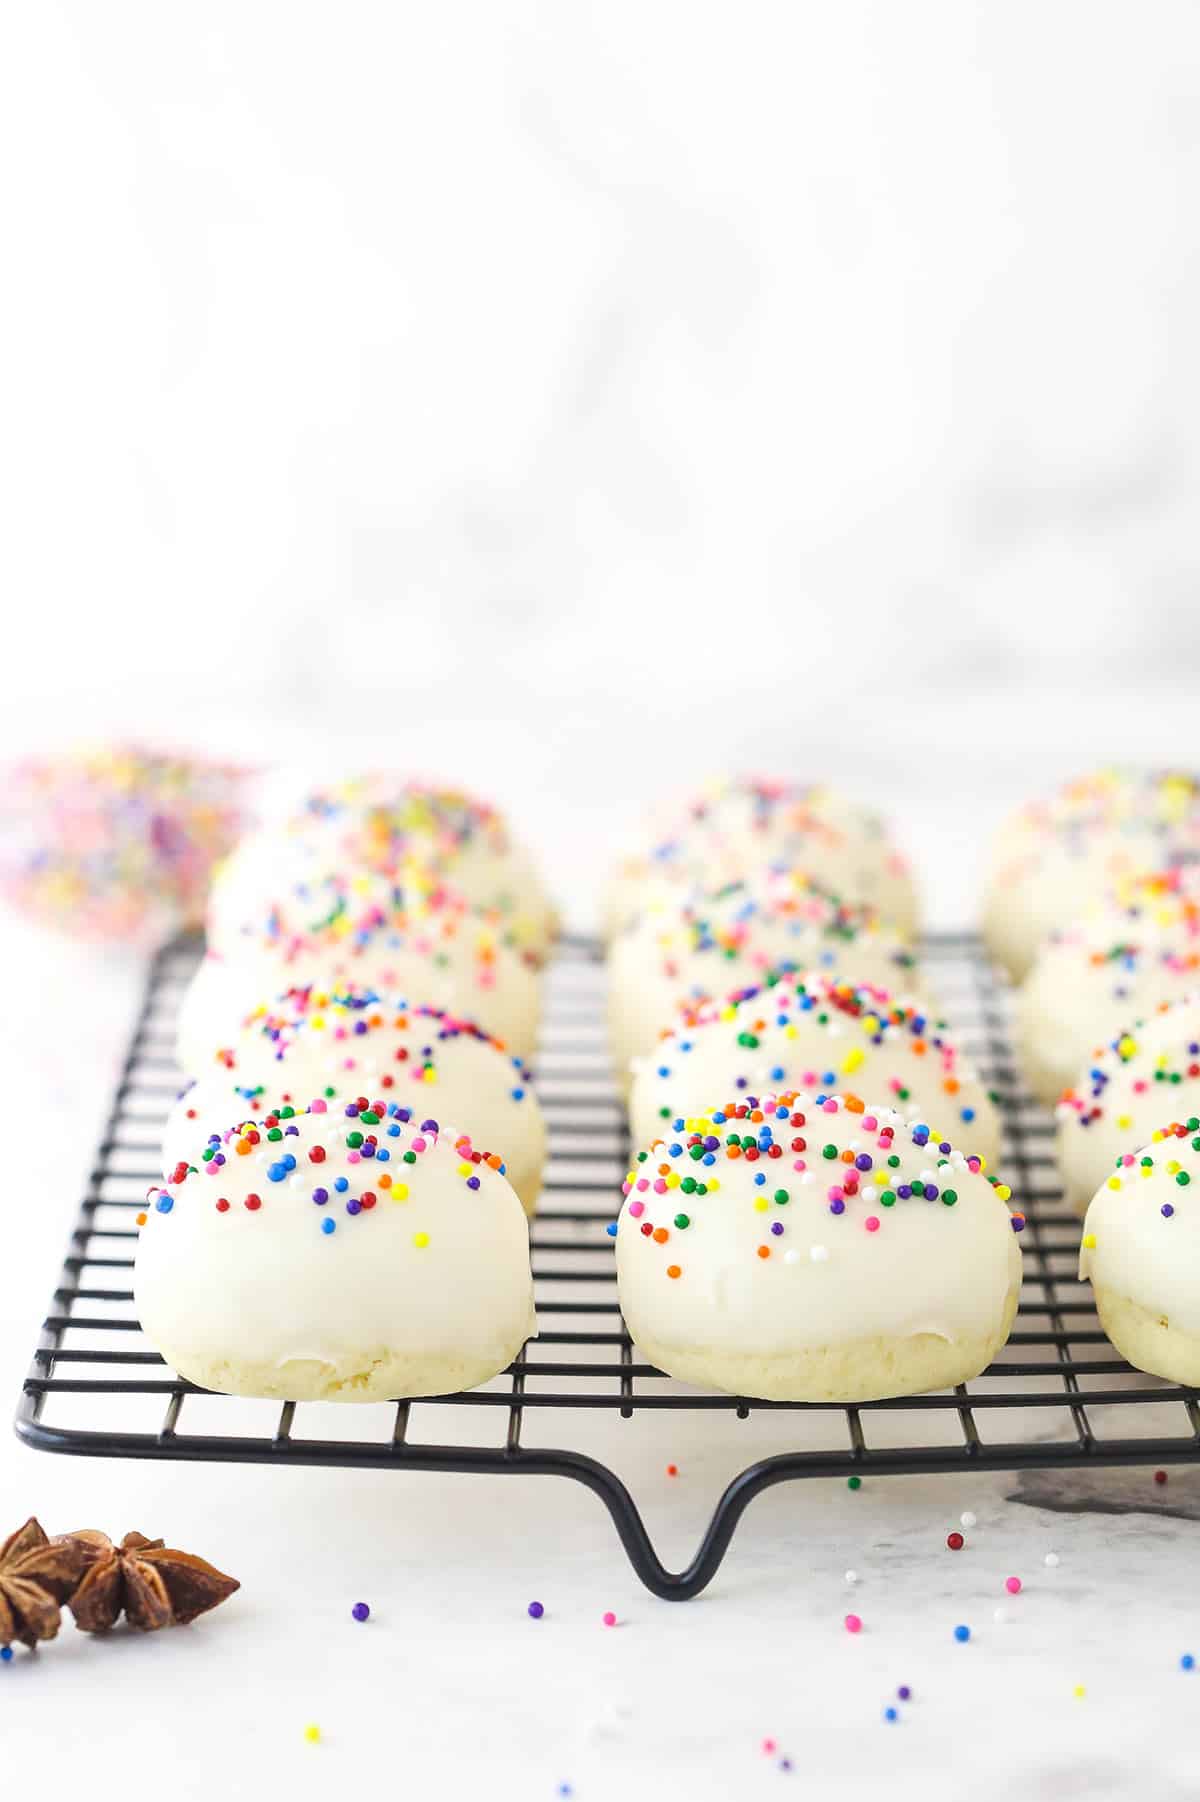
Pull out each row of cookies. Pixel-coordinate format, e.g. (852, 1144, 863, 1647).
(138, 777, 559, 1399)
(601, 778, 1024, 1401)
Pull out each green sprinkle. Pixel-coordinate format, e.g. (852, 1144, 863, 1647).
(942, 1188, 958, 1206)
(774, 1188, 789, 1204)
(880, 1190, 897, 1207)
(674, 1213, 690, 1230)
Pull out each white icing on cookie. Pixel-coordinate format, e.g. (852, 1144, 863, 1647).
(1056, 993, 1200, 1213)
(615, 1090, 1021, 1402)
(211, 776, 556, 961)
(603, 776, 917, 941)
(165, 989, 546, 1213)
(179, 883, 543, 1072)
(983, 770, 1200, 980)
(607, 872, 920, 1095)
(136, 1100, 535, 1401)
(1015, 873, 1200, 1105)
(629, 970, 1000, 1170)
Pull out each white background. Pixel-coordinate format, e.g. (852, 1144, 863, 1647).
(3, 4, 1200, 1796)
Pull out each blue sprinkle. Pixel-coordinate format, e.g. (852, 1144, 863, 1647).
(376, 1148, 390, 1162)
(335, 1177, 349, 1193)
(388, 1124, 401, 1137)
(754, 1172, 766, 1186)
(1182, 1653, 1195, 1671)
(961, 1107, 975, 1122)
(267, 1163, 288, 1183)
(605, 1222, 618, 1237)
(321, 1218, 336, 1235)
(953, 1624, 970, 1643)
(155, 1194, 174, 1214)
(0, 1647, 13, 1663)
(883, 1706, 899, 1722)
(512, 1088, 525, 1100)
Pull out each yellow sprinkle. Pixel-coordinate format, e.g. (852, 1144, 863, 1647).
(413, 1231, 429, 1248)
(458, 1162, 472, 1177)
(304, 1725, 321, 1743)
(1118, 1036, 1137, 1059)
(311, 1015, 325, 1031)
(994, 1184, 1010, 1202)
(841, 1048, 865, 1075)
(1108, 1177, 1122, 1190)
(754, 1197, 769, 1212)
(666, 1172, 680, 1189)
(708, 1179, 720, 1192)
(1153, 1130, 1166, 1142)
(1073, 1685, 1086, 1700)
(1116, 1114, 1132, 1130)
(1168, 1160, 1182, 1174)
(1082, 1233, 1097, 1250)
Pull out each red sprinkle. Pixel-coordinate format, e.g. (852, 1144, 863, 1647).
(947, 1532, 965, 1551)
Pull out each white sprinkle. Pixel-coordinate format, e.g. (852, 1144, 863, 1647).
(861, 1185, 878, 1203)
(1044, 1552, 1060, 1568)
(810, 1245, 829, 1263)
(784, 1248, 801, 1266)
(993, 1606, 1008, 1624)
(960, 1511, 977, 1529)
(845, 1569, 859, 1585)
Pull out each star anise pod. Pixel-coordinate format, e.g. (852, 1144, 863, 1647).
(0, 1518, 85, 1649)
(60, 1530, 239, 1633)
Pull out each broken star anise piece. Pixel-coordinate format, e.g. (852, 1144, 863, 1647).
(61, 1530, 240, 1633)
(0, 1518, 85, 1649)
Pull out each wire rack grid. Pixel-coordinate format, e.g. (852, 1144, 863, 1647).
(15, 930, 1200, 1599)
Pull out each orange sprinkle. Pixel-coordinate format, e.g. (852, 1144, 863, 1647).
(757, 1245, 770, 1259)
(844, 1095, 865, 1114)
(135, 1212, 148, 1227)
(666, 1265, 681, 1279)
(235, 1139, 253, 1156)
(653, 1227, 669, 1244)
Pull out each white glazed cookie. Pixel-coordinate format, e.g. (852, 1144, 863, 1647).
(210, 776, 556, 962)
(603, 776, 918, 941)
(178, 883, 543, 1073)
(1056, 995, 1200, 1215)
(165, 990, 546, 1214)
(607, 873, 920, 1096)
(615, 1089, 1023, 1402)
(136, 1099, 536, 1401)
(1015, 873, 1200, 1106)
(629, 971, 1001, 1171)
(983, 770, 1200, 981)
(1079, 1119, 1200, 1385)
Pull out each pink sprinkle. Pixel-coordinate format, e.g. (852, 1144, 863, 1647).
(628, 1200, 645, 1218)
(602, 1611, 617, 1627)
(864, 1216, 880, 1233)
(653, 1179, 667, 1194)
(844, 1613, 862, 1634)
(823, 1100, 839, 1114)
(761, 1739, 777, 1756)
(1005, 1576, 1022, 1595)
(412, 1136, 427, 1152)
(636, 1178, 649, 1191)
(862, 1115, 877, 1130)
(310, 1099, 327, 1113)
(793, 1158, 807, 1172)
(347, 1150, 361, 1164)
(828, 1187, 844, 1203)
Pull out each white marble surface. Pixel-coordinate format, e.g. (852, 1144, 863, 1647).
(5, 1, 1200, 1792)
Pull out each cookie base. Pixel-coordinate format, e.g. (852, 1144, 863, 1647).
(627, 1286, 1020, 1403)
(1092, 1283, 1200, 1386)
(157, 1339, 528, 1403)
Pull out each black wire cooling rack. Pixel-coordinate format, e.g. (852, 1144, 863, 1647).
(16, 931, 1200, 1598)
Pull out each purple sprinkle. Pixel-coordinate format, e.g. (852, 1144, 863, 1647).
(830, 1198, 845, 1215)
(770, 1221, 784, 1235)
(1163, 1203, 1176, 1217)
(346, 1198, 362, 1215)
(351, 1601, 370, 1622)
(527, 1600, 544, 1619)
(312, 1187, 329, 1205)
(467, 1175, 481, 1190)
